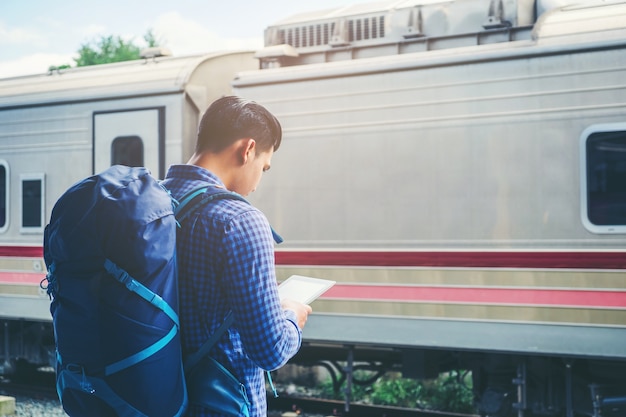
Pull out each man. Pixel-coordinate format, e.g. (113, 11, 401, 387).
(161, 96, 312, 417)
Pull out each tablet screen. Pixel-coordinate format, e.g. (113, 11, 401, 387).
(278, 275, 336, 305)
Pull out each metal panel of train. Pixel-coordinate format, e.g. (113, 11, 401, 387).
(1, 0, 625, 416)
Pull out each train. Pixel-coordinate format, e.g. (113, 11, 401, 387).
(1, 0, 625, 416)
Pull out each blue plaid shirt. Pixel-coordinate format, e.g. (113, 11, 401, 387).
(162, 165, 302, 417)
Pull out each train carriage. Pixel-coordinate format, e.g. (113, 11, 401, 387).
(232, 0, 626, 415)
(0, 49, 257, 368)
(1, 0, 626, 416)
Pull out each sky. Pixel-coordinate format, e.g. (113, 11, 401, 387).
(0, 0, 375, 79)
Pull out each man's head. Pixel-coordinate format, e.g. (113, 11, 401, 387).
(196, 96, 282, 154)
(191, 96, 282, 196)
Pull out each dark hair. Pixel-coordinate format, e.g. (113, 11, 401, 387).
(195, 96, 282, 153)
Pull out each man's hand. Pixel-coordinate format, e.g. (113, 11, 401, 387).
(281, 299, 313, 329)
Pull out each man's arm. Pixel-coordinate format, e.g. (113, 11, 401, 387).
(222, 209, 308, 370)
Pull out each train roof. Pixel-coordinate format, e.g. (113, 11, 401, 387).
(0, 50, 255, 109)
(234, 0, 626, 87)
(255, 0, 626, 68)
(271, 0, 535, 27)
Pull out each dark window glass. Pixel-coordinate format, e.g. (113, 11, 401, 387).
(22, 179, 42, 228)
(0, 165, 6, 228)
(112, 136, 144, 167)
(586, 130, 626, 226)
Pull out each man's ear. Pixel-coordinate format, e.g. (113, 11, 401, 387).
(240, 138, 256, 164)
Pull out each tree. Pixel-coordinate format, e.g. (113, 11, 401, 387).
(51, 29, 162, 70)
(74, 35, 141, 66)
(143, 29, 160, 48)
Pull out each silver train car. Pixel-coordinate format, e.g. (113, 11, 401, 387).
(0, 49, 258, 372)
(1, 0, 626, 416)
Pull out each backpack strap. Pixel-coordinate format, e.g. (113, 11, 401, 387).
(56, 366, 151, 417)
(184, 311, 234, 372)
(102, 259, 181, 376)
(104, 259, 179, 326)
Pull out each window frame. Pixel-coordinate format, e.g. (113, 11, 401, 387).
(0, 160, 8, 234)
(579, 122, 626, 234)
(20, 172, 45, 234)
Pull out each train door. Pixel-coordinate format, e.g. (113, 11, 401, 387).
(93, 107, 165, 178)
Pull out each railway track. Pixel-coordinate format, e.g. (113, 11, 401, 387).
(268, 395, 479, 417)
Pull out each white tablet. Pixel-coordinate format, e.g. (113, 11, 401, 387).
(278, 275, 336, 305)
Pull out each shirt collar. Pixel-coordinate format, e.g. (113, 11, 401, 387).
(165, 164, 225, 187)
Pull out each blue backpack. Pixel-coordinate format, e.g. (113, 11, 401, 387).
(42, 165, 257, 417)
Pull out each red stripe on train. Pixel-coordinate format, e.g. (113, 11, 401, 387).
(2, 246, 626, 269)
(1, 271, 623, 309)
(275, 251, 626, 269)
(323, 285, 626, 308)
(0, 272, 46, 284)
(0, 246, 43, 257)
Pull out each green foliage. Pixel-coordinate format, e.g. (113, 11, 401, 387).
(47, 64, 72, 73)
(317, 374, 372, 402)
(74, 35, 142, 66)
(417, 372, 476, 413)
(317, 369, 476, 414)
(143, 29, 160, 48)
(370, 377, 422, 408)
(50, 29, 161, 70)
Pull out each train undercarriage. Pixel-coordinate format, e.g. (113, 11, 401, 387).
(291, 342, 626, 417)
(0, 319, 55, 378)
(2, 318, 626, 417)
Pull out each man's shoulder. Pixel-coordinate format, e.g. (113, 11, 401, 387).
(204, 197, 265, 224)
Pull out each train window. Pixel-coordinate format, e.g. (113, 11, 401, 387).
(0, 161, 8, 233)
(580, 124, 626, 233)
(111, 136, 144, 167)
(20, 173, 45, 234)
